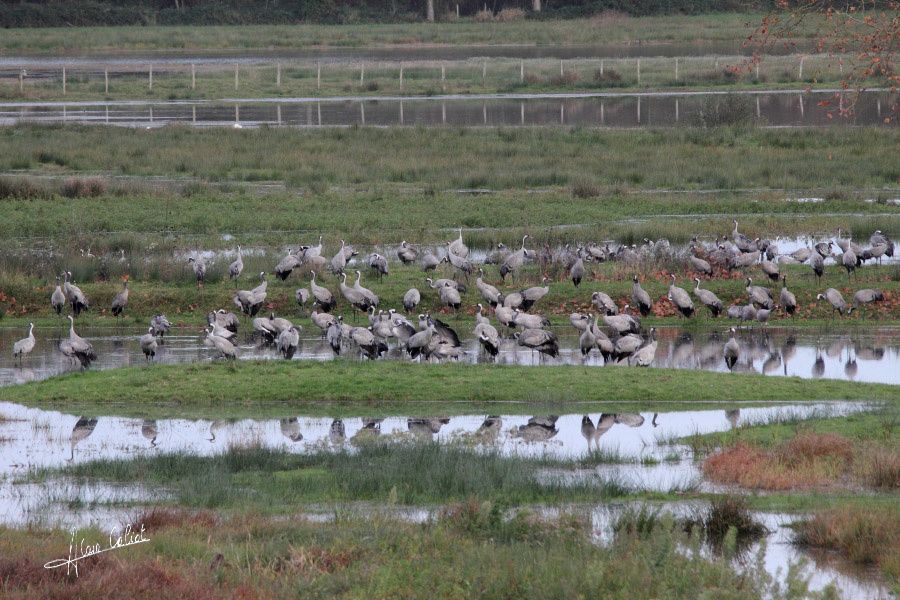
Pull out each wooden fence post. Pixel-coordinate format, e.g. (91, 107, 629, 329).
(191, 63, 196, 89)
(360, 63, 364, 86)
(636, 59, 641, 85)
(276, 63, 281, 88)
(317, 62, 321, 90)
(62, 67, 66, 95)
(104, 68, 109, 94)
(149, 65, 153, 91)
(234, 64, 239, 90)
(399, 64, 404, 90)
(520, 60, 524, 82)
(19, 69, 24, 93)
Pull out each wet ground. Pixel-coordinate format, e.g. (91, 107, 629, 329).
(1, 325, 897, 385)
(0, 400, 889, 597)
(1, 90, 896, 128)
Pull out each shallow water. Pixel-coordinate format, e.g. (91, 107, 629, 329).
(0, 325, 896, 385)
(0, 90, 895, 128)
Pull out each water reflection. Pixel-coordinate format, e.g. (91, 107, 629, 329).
(1, 91, 895, 129)
(0, 325, 897, 385)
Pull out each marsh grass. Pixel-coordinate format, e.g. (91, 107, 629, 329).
(40, 442, 629, 508)
(681, 496, 767, 553)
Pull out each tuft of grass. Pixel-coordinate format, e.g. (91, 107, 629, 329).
(682, 496, 767, 552)
(793, 507, 900, 583)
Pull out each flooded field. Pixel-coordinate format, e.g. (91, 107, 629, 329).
(1, 90, 896, 128)
(0, 325, 896, 385)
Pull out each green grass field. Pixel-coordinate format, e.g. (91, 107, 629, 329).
(2, 360, 896, 420)
(0, 14, 812, 54)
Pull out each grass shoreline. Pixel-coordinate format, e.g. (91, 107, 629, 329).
(1, 361, 895, 420)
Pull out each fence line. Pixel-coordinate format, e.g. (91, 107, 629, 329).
(2, 53, 861, 99)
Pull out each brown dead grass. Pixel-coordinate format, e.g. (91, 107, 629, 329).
(794, 507, 900, 582)
(703, 433, 855, 491)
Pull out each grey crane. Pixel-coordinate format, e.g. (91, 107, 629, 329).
(266, 313, 294, 336)
(448, 228, 469, 258)
(503, 289, 524, 309)
(206, 311, 236, 339)
(311, 310, 337, 336)
(755, 307, 773, 327)
(631, 275, 653, 317)
(403, 287, 421, 313)
(478, 325, 500, 359)
(304, 235, 324, 259)
(139, 327, 157, 361)
(150, 314, 172, 338)
(809, 251, 825, 283)
(731, 249, 760, 269)
(726, 305, 743, 320)
(499, 235, 531, 281)
(760, 259, 780, 282)
(280, 417, 303, 442)
(141, 419, 158, 447)
(613, 333, 643, 363)
(817, 288, 853, 317)
(350, 327, 387, 359)
(51, 276, 66, 317)
(353, 270, 379, 308)
(439, 282, 462, 313)
(64, 271, 89, 316)
(444, 247, 474, 280)
(494, 305, 516, 330)
(330, 240, 351, 275)
(67, 416, 98, 461)
(406, 321, 435, 360)
(213, 309, 239, 333)
(295, 287, 310, 314)
(780, 276, 797, 318)
(667, 274, 694, 318)
(423, 314, 461, 348)
(692, 278, 723, 317)
(852, 288, 884, 308)
(397, 240, 418, 264)
(570, 257, 585, 287)
(579, 317, 597, 357)
(275, 248, 301, 281)
(723, 327, 740, 370)
(366, 252, 389, 281)
(738, 303, 757, 327)
(59, 315, 96, 368)
(628, 328, 657, 367)
(512, 309, 550, 330)
(570, 312, 591, 333)
(745, 277, 774, 310)
(325, 320, 343, 355)
(111, 280, 129, 321)
(339, 272, 372, 319)
(731, 219, 755, 252)
(228, 246, 244, 279)
(276, 326, 300, 359)
(590, 314, 614, 363)
(187, 256, 207, 287)
(515, 328, 559, 358)
(591, 291, 618, 316)
(791, 246, 812, 263)
(603, 311, 640, 335)
(234, 271, 268, 316)
(520, 277, 550, 311)
(421, 251, 440, 272)
(476, 269, 502, 308)
(814, 240, 833, 259)
(690, 254, 713, 277)
(841, 245, 857, 279)
(485, 242, 510, 265)
(12, 323, 35, 364)
(309, 271, 336, 312)
(205, 327, 237, 359)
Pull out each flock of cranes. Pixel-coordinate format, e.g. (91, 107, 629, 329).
(8, 223, 894, 373)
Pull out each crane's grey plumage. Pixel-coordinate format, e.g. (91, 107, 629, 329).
(690, 254, 712, 276)
(817, 288, 853, 317)
(12, 323, 35, 363)
(809, 251, 825, 283)
(403, 287, 421, 313)
(325, 320, 342, 355)
(439, 281, 462, 312)
(295, 287, 310, 312)
(64, 272, 89, 316)
(276, 326, 300, 359)
(275, 248, 301, 281)
(475, 269, 502, 307)
(111, 280, 129, 319)
(520, 277, 550, 311)
(205, 327, 237, 359)
(207, 311, 236, 339)
(234, 271, 268, 316)
(631, 275, 652, 317)
(745, 277, 774, 310)
(629, 328, 657, 367)
(309, 271, 336, 312)
(841, 247, 857, 279)
(350, 326, 388, 359)
(353, 270, 379, 308)
(591, 291, 618, 316)
(499, 235, 531, 280)
(613, 333, 643, 363)
(760, 259, 780, 282)
(229, 246, 244, 279)
(150, 314, 171, 338)
(668, 274, 694, 318)
(444, 248, 474, 279)
(570, 312, 591, 333)
(603, 311, 640, 335)
(512, 309, 550, 330)
(448, 228, 469, 258)
(339, 272, 373, 317)
(570, 257, 584, 287)
(421, 251, 440, 272)
(852, 288, 884, 308)
(692, 278, 723, 317)
(366, 252, 389, 280)
(723, 327, 740, 370)
(51, 276, 66, 316)
(515, 328, 559, 358)
(187, 256, 207, 286)
(60, 315, 96, 368)
(139, 327, 157, 361)
(780, 276, 797, 317)
(397, 240, 418, 264)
